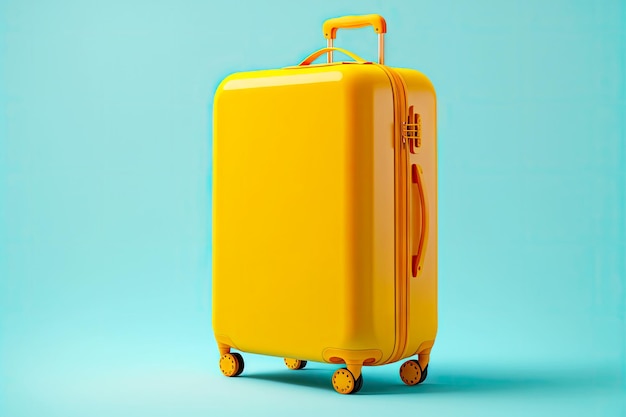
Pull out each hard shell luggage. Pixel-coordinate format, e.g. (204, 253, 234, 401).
(212, 14, 437, 394)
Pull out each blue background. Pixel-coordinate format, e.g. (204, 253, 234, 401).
(1, 0, 624, 415)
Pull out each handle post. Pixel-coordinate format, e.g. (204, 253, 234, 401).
(327, 39, 333, 63)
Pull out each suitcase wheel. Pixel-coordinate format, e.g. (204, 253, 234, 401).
(399, 359, 427, 386)
(284, 358, 307, 370)
(353, 373, 364, 393)
(219, 352, 244, 377)
(332, 368, 363, 394)
(419, 364, 429, 383)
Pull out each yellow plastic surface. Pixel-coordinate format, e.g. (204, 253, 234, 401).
(212, 56, 437, 367)
(323, 14, 387, 39)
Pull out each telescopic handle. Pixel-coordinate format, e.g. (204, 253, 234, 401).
(322, 14, 387, 64)
(322, 14, 387, 39)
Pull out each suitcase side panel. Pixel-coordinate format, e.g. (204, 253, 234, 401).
(396, 68, 438, 359)
(212, 65, 397, 363)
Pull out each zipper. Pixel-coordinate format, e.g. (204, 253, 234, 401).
(376, 65, 410, 364)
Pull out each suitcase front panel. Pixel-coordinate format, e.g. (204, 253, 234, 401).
(212, 64, 398, 363)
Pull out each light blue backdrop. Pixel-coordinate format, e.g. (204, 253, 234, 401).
(1, 0, 624, 416)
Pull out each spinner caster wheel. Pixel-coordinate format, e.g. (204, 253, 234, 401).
(419, 364, 428, 383)
(399, 359, 424, 386)
(353, 374, 364, 393)
(219, 352, 244, 377)
(284, 358, 307, 370)
(332, 368, 362, 394)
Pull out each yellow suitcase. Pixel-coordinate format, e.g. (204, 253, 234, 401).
(212, 14, 437, 394)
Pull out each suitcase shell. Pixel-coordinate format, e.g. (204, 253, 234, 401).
(212, 15, 437, 393)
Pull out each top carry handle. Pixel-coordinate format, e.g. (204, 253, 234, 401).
(298, 47, 367, 66)
(322, 14, 387, 64)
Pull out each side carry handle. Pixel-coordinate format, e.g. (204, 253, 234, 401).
(322, 14, 387, 64)
(411, 164, 429, 278)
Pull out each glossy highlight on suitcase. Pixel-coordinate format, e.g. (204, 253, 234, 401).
(212, 14, 437, 394)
